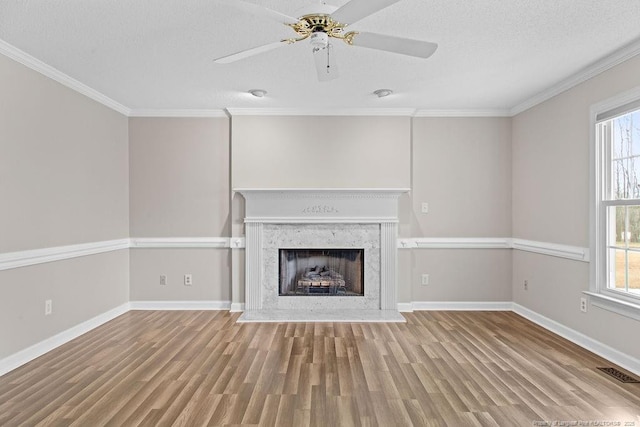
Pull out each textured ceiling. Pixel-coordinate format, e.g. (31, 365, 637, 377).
(1, 0, 640, 112)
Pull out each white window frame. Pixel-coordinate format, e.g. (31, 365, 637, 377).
(589, 85, 640, 321)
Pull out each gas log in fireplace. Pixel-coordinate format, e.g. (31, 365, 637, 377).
(279, 248, 364, 296)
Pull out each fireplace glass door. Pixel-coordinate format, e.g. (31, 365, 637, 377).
(279, 249, 364, 296)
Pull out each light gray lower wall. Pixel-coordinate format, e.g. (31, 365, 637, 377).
(513, 251, 639, 359)
(129, 248, 231, 301)
(403, 249, 512, 302)
(0, 250, 129, 359)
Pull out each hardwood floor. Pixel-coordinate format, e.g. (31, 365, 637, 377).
(1, 310, 639, 426)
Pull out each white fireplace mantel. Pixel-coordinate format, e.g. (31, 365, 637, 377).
(235, 188, 409, 223)
(234, 188, 409, 323)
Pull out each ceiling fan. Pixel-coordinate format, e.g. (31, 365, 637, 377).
(213, 0, 438, 81)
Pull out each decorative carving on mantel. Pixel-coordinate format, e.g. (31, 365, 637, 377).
(301, 205, 339, 214)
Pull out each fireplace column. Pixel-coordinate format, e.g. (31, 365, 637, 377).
(380, 221, 398, 310)
(245, 222, 263, 310)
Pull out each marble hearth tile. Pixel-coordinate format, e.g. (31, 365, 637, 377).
(237, 309, 406, 323)
(262, 223, 381, 311)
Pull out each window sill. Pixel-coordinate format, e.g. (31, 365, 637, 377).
(583, 291, 640, 322)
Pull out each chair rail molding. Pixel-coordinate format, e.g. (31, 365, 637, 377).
(129, 237, 245, 249)
(0, 239, 130, 271)
(398, 237, 589, 262)
(0, 236, 589, 272)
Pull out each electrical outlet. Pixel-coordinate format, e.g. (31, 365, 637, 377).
(421, 202, 429, 214)
(580, 297, 587, 313)
(45, 299, 52, 315)
(421, 274, 430, 285)
(184, 274, 192, 286)
(160, 275, 167, 286)
(524, 280, 528, 290)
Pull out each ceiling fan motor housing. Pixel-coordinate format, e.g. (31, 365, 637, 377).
(310, 31, 329, 48)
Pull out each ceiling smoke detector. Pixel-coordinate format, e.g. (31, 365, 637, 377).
(248, 89, 267, 97)
(373, 89, 393, 98)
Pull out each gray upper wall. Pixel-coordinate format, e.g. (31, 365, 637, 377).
(410, 117, 512, 238)
(513, 54, 640, 247)
(231, 115, 411, 189)
(128, 117, 230, 237)
(0, 54, 129, 253)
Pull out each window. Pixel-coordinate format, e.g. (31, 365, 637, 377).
(592, 90, 640, 316)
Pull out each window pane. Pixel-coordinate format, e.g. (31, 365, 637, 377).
(629, 205, 640, 246)
(612, 158, 635, 199)
(602, 107, 640, 301)
(609, 248, 627, 291)
(612, 111, 640, 157)
(632, 157, 640, 199)
(628, 250, 640, 294)
(608, 206, 627, 246)
(611, 110, 640, 199)
(612, 120, 624, 159)
(612, 159, 626, 199)
(633, 111, 640, 156)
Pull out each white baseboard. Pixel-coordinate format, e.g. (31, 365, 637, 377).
(407, 301, 513, 311)
(512, 303, 640, 376)
(229, 302, 245, 312)
(129, 300, 231, 310)
(0, 302, 129, 377)
(397, 302, 413, 312)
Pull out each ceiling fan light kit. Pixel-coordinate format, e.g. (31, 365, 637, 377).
(309, 31, 330, 49)
(215, 0, 438, 82)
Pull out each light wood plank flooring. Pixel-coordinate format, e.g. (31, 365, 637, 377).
(0, 311, 639, 426)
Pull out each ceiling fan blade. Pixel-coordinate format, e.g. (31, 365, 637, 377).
(218, 0, 299, 25)
(313, 44, 339, 82)
(213, 40, 288, 63)
(350, 32, 438, 59)
(331, 0, 402, 25)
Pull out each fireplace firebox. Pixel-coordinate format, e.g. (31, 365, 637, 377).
(279, 248, 364, 296)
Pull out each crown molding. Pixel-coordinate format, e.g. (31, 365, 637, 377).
(4, 33, 640, 119)
(413, 109, 510, 117)
(0, 39, 131, 116)
(225, 107, 417, 116)
(510, 37, 640, 116)
(128, 109, 229, 118)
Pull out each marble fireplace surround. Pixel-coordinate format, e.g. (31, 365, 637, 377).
(235, 188, 408, 322)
